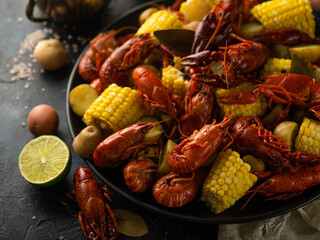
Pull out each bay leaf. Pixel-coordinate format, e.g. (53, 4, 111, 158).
(113, 209, 148, 237)
(290, 54, 320, 82)
(154, 28, 195, 54)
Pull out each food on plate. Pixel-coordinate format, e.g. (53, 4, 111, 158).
(19, 135, 70, 187)
(72, 125, 103, 159)
(67, 167, 119, 240)
(156, 139, 176, 178)
(69, 0, 320, 214)
(82, 83, 145, 133)
(28, 104, 59, 136)
(242, 155, 266, 172)
(295, 117, 320, 156)
(69, 84, 98, 117)
(33, 39, 68, 70)
(238, 22, 264, 40)
(201, 149, 258, 214)
(273, 121, 299, 150)
(260, 58, 292, 75)
(136, 117, 164, 142)
(289, 44, 320, 63)
(138, 7, 158, 26)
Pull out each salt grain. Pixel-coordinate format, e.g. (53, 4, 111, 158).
(32, 216, 36, 220)
(24, 106, 28, 109)
(16, 96, 20, 100)
(17, 17, 23, 22)
(41, 88, 46, 92)
(21, 122, 26, 127)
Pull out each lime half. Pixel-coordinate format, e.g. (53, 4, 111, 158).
(19, 135, 71, 187)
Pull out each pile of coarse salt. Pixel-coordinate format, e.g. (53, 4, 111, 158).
(9, 24, 88, 83)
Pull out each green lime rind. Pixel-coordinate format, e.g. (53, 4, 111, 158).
(18, 135, 71, 187)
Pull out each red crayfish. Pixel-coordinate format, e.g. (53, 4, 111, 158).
(168, 115, 232, 173)
(219, 73, 320, 121)
(153, 168, 208, 208)
(68, 167, 119, 240)
(244, 163, 320, 205)
(232, 116, 320, 169)
(93, 122, 159, 169)
(182, 34, 269, 89)
(99, 33, 174, 91)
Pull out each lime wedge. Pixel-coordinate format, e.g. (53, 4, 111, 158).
(19, 135, 71, 187)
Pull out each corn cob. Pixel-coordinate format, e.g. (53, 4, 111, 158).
(260, 58, 291, 75)
(136, 10, 183, 35)
(201, 148, 258, 214)
(295, 117, 320, 156)
(215, 82, 268, 123)
(161, 57, 187, 97)
(251, 0, 315, 38)
(83, 83, 145, 133)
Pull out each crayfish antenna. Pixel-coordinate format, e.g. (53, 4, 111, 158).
(241, 181, 266, 210)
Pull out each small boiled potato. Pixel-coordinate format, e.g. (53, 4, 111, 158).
(139, 7, 158, 25)
(136, 117, 163, 142)
(238, 22, 264, 40)
(183, 21, 200, 31)
(28, 104, 59, 136)
(243, 155, 266, 172)
(33, 39, 68, 70)
(273, 121, 299, 150)
(289, 44, 320, 63)
(69, 84, 98, 117)
(184, 0, 211, 22)
(156, 139, 177, 178)
(72, 125, 103, 159)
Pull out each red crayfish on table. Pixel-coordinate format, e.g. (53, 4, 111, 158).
(68, 167, 119, 240)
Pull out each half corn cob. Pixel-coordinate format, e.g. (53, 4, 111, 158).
(215, 82, 268, 123)
(260, 58, 291, 75)
(201, 148, 258, 214)
(136, 10, 183, 35)
(295, 117, 320, 156)
(161, 57, 187, 97)
(83, 83, 145, 133)
(251, 0, 315, 38)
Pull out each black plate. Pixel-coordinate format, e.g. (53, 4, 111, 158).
(66, 1, 320, 224)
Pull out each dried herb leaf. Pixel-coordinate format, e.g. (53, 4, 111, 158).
(113, 209, 148, 237)
(154, 29, 195, 54)
(290, 54, 320, 82)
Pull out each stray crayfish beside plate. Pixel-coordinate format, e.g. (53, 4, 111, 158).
(66, 0, 320, 224)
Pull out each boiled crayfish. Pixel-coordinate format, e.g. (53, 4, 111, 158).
(68, 167, 119, 240)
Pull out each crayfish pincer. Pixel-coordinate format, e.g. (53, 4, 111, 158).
(68, 167, 119, 240)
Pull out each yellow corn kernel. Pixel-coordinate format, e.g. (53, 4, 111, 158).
(215, 82, 268, 123)
(261, 58, 292, 75)
(136, 10, 183, 35)
(295, 117, 320, 156)
(201, 149, 257, 214)
(251, 0, 315, 38)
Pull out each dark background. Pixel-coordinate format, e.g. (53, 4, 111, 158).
(0, 1, 219, 239)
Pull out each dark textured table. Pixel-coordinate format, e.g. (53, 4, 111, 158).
(0, 1, 218, 239)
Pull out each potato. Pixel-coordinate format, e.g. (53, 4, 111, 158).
(243, 155, 266, 172)
(183, 21, 200, 31)
(34, 39, 68, 70)
(238, 22, 264, 40)
(136, 117, 163, 142)
(273, 121, 299, 150)
(28, 104, 59, 136)
(184, 0, 211, 22)
(72, 125, 103, 159)
(156, 139, 177, 178)
(69, 84, 98, 117)
(289, 44, 320, 63)
(139, 7, 158, 25)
